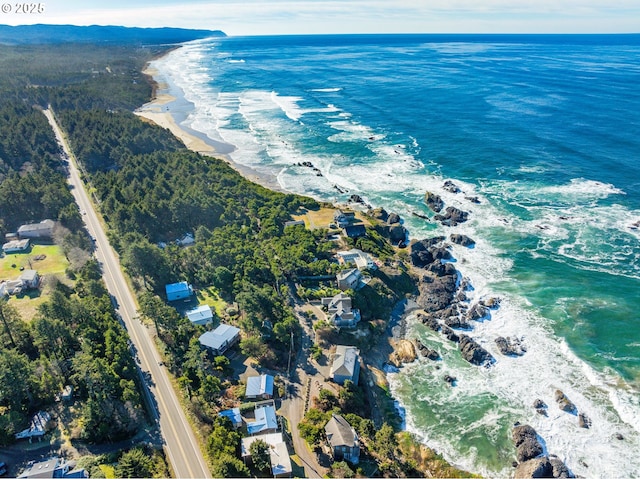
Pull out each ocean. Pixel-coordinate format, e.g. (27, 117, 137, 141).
(148, 34, 640, 477)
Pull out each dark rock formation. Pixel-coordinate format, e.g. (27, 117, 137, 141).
(417, 272, 458, 313)
(372, 207, 388, 222)
(512, 424, 543, 462)
(388, 224, 407, 242)
(459, 334, 494, 366)
(349, 194, 364, 204)
(467, 303, 490, 321)
(481, 296, 501, 309)
(418, 312, 440, 332)
(434, 206, 469, 226)
(443, 180, 461, 193)
(615, 433, 624, 440)
(465, 196, 481, 204)
(415, 339, 441, 360)
(495, 336, 527, 356)
(555, 390, 577, 414)
(549, 457, 573, 478)
(387, 212, 401, 224)
(430, 245, 453, 261)
(424, 191, 444, 213)
(533, 399, 547, 415)
(578, 412, 592, 429)
(444, 315, 472, 330)
(514, 457, 552, 478)
(449, 233, 475, 247)
(441, 326, 460, 343)
(444, 374, 457, 385)
(512, 425, 574, 478)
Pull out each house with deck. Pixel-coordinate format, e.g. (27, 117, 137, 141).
(336, 248, 375, 270)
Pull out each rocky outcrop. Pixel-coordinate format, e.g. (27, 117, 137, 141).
(444, 315, 471, 330)
(467, 303, 490, 321)
(410, 237, 446, 268)
(449, 233, 475, 247)
(554, 390, 577, 414)
(514, 457, 552, 478)
(512, 424, 543, 462)
(424, 191, 444, 213)
(441, 326, 460, 343)
(578, 412, 591, 429)
(495, 336, 527, 356)
(415, 339, 440, 360)
(533, 399, 547, 416)
(417, 272, 458, 313)
(372, 207, 388, 222)
(481, 296, 501, 309)
(549, 457, 573, 478)
(443, 180, 461, 193)
(387, 212, 401, 224)
(434, 206, 469, 226)
(388, 224, 407, 242)
(459, 335, 494, 366)
(418, 312, 440, 332)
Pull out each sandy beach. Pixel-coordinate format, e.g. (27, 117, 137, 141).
(136, 62, 286, 193)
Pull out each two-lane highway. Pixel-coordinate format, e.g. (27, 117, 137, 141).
(44, 108, 211, 478)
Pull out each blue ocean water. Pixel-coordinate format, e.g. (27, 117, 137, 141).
(149, 34, 640, 476)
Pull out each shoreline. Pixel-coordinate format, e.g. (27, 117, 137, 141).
(136, 56, 286, 194)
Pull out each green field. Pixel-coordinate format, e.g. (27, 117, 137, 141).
(1, 243, 71, 319)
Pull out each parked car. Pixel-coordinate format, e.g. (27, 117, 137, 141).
(0, 461, 8, 476)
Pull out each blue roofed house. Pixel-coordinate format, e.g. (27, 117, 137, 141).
(198, 324, 241, 355)
(186, 304, 214, 326)
(247, 405, 278, 435)
(246, 374, 275, 400)
(165, 281, 193, 302)
(330, 345, 361, 385)
(218, 407, 243, 429)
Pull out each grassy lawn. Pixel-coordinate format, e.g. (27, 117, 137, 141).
(196, 286, 228, 316)
(1, 243, 70, 320)
(292, 206, 370, 230)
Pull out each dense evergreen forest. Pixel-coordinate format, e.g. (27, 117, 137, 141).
(0, 26, 461, 478)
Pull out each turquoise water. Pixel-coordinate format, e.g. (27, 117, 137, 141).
(149, 34, 640, 476)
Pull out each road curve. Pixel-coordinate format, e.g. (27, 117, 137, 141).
(44, 108, 211, 479)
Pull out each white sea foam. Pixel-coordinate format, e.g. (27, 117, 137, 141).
(153, 40, 640, 477)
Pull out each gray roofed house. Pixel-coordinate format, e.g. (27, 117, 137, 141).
(330, 345, 361, 385)
(17, 219, 55, 239)
(324, 414, 360, 464)
(241, 432, 292, 478)
(336, 268, 362, 291)
(321, 292, 361, 329)
(17, 457, 87, 479)
(186, 304, 214, 326)
(2, 238, 30, 253)
(20, 269, 40, 289)
(198, 324, 241, 355)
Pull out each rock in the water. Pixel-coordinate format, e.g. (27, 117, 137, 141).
(418, 312, 440, 332)
(349, 194, 364, 204)
(481, 296, 501, 309)
(443, 180, 461, 193)
(555, 390, 577, 414)
(444, 374, 457, 385)
(495, 336, 527, 356)
(512, 425, 544, 463)
(430, 245, 453, 261)
(459, 334, 494, 366)
(409, 237, 445, 267)
(444, 315, 472, 330)
(465, 195, 481, 204)
(578, 412, 592, 429)
(417, 272, 458, 313)
(424, 191, 444, 213)
(533, 399, 547, 416)
(387, 212, 401, 224)
(514, 457, 552, 478)
(467, 303, 490, 321)
(434, 206, 469, 226)
(441, 326, 460, 343)
(615, 433, 624, 440)
(549, 457, 574, 478)
(449, 233, 475, 247)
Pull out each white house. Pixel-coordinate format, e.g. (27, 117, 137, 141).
(20, 270, 40, 289)
(198, 324, 240, 355)
(2, 238, 30, 253)
(336, 248, 375, 270)
(186, 305, 214, 326)
(241, 432, 292, 478)
(17, 219, 55, 239)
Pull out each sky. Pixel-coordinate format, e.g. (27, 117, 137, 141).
(2, 0, 639, 36)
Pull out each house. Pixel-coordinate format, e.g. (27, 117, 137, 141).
(2, 238, 30, 253)
(176, 233, 195, 247)
(0, 279, 24, 296)
(15, 411, 52, 440)
(186, 304, 214, 326)
(218, 407, 243, 429)
(241, 432, 292, 478)
(165, 281, 193, 301)
(247, 405, 278, 435)
(336, 248, 375, 270)
(336, 268, 362, 291)
(17, 457, 87, 479)
(246, 374, 275, 400)
(343, 224, 366, 238)
(20, 270, 40, 289)
(334, 210, 356, 227)
(324, 414, 360, 464)
(321, 293, 361, 328)
(330, 345, 361, 385)
(17, 219, 55, 239)
(198, 324, 240, 355)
